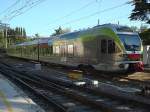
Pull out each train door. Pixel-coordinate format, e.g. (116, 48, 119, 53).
(100, 39, 116, 63)
(96, 38, 101, 62)
(100, 39, 108, 63)
(107, 40, 116, 62)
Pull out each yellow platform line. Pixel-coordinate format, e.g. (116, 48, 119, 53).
(0, 90, 13, 112)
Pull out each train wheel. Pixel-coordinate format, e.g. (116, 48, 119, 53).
(127, 64, 136, 73)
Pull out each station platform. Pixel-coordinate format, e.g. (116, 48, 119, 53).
(0, 74, 45, 112)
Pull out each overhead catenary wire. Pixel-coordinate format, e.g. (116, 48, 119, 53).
(51, 1, 132, 30)
(7, 0, 47, 22)
(49, 0, 98, 24)
(1, 0, 33, 21)
(1, 0, 47, 22)
(96, 0, 103, 25)
(0, 0, 21, 16)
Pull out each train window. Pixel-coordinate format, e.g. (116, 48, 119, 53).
(68, 44, 74, 54)
(101, 39, 107, 53)
(108, 40, 115, 53)
(53, 46, 60, 54)
(60, 45, 66, 55)
(55, 46, 60, 54)
(53, 46, 55, 54)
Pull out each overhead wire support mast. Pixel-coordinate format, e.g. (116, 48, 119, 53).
(0, 22, 9, 49)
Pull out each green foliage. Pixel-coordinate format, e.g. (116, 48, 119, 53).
(35, 33, 39, 37)
(23, 28, 26, 37)
(140, 28, 150, 45)
(130, 26, 139, 32)
(0, 27, 27, 48)
(7, 27, 27, 46)
(51, 26, 71, 36)
(129, 0, 150, 24)
(14, 27, 26, 38)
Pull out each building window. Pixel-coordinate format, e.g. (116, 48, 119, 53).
(68, 44, 74, 54)
(101, 39, 107, 53)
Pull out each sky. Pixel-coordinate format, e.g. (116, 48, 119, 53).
(0, 0, 149, 36)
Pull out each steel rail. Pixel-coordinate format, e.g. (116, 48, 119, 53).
(0, 66, 67, 112)
(0, 62, 149, 112)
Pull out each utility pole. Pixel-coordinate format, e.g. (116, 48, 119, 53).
(5, 25, 8, 48)
(35, 33, 40, 62)
(0, 22, 9, 49)
(38, 37, 40, 62)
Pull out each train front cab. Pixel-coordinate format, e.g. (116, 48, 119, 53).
(117, 33, 144, 72)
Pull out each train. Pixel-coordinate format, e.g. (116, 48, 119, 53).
(7, 24, 144, 72)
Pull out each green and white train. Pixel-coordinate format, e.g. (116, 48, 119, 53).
(7, 24, 144, 72)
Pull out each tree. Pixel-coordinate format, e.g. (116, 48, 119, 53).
(129, 25, 150, 45)
(35, 33, 40, 38)
(129, 0, 150, 24)
(130, 26, 139, 32)
(140, 24, 148, 32)
(140, 28, 150, 45)
(51, 26, 71, 36)
(8, 27, 27, 45)
(23, 28, 26, 37)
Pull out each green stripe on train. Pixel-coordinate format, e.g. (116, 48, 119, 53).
(80, 27, 125, 51)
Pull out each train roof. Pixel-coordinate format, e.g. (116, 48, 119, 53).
(14, 24, 138, 47)
(93, 24, 134, 33)
(16, 37, 50, 47)
(56, 24, 136, 40)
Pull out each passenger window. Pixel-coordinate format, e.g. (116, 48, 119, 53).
(68, 44, 74, 54)
(60, 45, 66, 55)
(108, 40, 115, 53)
(53, 46, 60, 54)
(101, 40, 107, 53)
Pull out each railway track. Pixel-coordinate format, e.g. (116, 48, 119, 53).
(0, 61, 150, 112)
(3, 56, 150, 96)
(0, 62, 100, 112)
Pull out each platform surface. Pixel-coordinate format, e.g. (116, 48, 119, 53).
(144, 67, 150, 73)
(0, 74, 45, 112)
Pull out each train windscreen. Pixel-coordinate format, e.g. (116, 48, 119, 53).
(118, 34, 141, 51)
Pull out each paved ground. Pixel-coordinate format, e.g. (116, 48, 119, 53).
(126, 72, 150, 81)
(0, 74, 45, 112)
(144, 67, 150, 73)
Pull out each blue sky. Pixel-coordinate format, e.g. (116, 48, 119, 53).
(0, 0, 149, 36)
